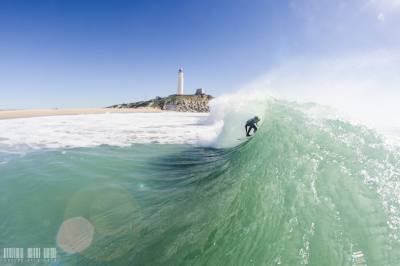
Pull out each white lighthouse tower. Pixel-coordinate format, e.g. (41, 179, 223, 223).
(177, 68, 184, 95)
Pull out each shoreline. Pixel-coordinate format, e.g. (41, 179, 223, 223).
(0, 107, 162, 120)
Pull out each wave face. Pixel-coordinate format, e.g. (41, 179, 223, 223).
(0, 100, 400, 265)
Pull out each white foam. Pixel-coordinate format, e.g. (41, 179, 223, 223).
(0, 112, 221, 152)
(205, 90, 270, 148)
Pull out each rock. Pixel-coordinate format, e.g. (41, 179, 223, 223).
(107, 94, 214, 112)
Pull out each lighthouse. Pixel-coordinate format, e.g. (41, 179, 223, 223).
(177, 68, 184, 95)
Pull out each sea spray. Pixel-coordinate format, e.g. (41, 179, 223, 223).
(204, 89, 271, 148)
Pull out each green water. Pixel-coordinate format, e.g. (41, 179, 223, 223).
(1, 101, 400, 265)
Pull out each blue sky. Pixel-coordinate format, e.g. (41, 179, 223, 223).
(0, 0, 399, 108)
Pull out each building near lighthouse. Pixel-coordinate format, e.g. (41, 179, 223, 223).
(177, 68, 184, 95)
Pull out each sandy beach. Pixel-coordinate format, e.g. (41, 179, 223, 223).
(0, 107, 161, 120)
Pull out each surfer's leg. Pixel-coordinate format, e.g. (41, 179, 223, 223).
(245, 125, 250, 136)
(249, 125, 257, 135)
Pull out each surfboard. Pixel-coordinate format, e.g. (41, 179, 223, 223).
(237, 134, 255, 142)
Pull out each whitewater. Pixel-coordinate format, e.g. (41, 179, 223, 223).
(0, 95, 400, 265)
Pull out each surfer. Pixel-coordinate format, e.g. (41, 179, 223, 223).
(245, 116, 260, 137)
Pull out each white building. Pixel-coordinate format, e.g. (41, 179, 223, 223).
(177, 68, 184, 95)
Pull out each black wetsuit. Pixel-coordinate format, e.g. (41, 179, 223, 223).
(245, 118, 258, 136)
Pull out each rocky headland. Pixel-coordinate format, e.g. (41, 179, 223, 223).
(107, 90, 214, 112)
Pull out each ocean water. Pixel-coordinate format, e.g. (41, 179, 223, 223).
(0, 99, 400, 266)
